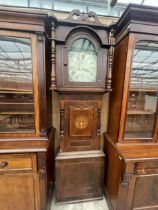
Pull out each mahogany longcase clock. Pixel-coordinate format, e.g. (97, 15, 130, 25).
(51, 10, 111, 202)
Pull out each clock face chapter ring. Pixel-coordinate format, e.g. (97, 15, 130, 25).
(68, 38, 97, 83)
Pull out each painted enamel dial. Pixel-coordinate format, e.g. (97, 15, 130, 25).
(68, 38, 97, 82)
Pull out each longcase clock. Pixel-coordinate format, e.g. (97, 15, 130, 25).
(51, 10, 111, 202)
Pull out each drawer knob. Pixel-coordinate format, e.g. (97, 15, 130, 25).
(0, 162, 8, 168)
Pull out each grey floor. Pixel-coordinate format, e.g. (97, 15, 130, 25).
(51, 196, 109, 210)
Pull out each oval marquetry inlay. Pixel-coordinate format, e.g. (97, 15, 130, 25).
(75, 116, 88, 129)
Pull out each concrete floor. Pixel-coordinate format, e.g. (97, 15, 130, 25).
(51, 196, 109, 210)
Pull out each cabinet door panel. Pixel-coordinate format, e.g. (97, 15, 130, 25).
(124, 41, 158, 139)
(0, 173, 38, 210)
(0, 36, 35, 133)
(60, 98, 102, 152)
(133, 175, 158, 209)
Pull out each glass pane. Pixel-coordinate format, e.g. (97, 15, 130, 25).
(30, 0, 53, 9)
(0, 36, 35, 133)
(117, 0, 142, 4)
(68, 38, 97, 82)
(144, 0, 158, 7)
(124, 41, 158, 138)
(0, 0, 28, 7)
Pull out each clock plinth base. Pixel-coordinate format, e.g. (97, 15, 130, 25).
(55, 150, 105, 203)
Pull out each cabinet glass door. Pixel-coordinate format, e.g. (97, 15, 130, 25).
(124, 41, 158, 138)
(0, 36, 35, 132)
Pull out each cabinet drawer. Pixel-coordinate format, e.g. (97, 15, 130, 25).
(135, 161, 158, 175)
(0, 154, 37, 173)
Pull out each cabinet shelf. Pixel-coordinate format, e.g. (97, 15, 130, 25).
(0, 102, 34, 105)
(0, 112, 34, 115)
(127, 110, 154, 115)
(130, 88, 157, 92)
(124, 131, 152, 138)
(0, 90, 33, 94)
(0, 129, 35, 133)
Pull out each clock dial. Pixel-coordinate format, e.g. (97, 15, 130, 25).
(68, 38, 97, 82)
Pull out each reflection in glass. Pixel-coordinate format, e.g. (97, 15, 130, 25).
(68, 38, 97, 82)
(0, 0, 28, 7)
(124, 41, 158, 138)
(30, 0, 53, 9)
(0, 36, 35, 132)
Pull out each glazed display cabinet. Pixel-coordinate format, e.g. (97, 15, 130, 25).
(104, 4, 158, 210)
(0, 8, 55, 210)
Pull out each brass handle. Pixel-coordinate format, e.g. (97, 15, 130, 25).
(118, 155, 123, 161)
(0, 162, 8, 168)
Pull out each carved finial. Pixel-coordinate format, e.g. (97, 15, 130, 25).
(88, 11, 101, 24)
(66, 10, 103, 25)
